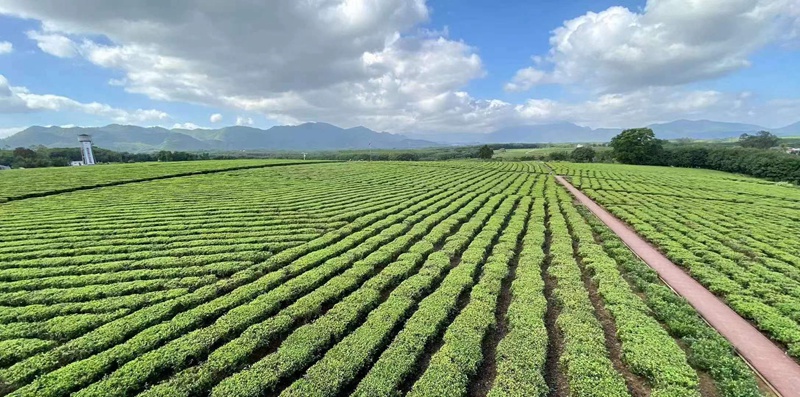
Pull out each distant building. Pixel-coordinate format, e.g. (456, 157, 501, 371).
(0, 165, 10, 170)
(788, 148, 800, 155)
(70, 161, 85, 166)
(78, 134, 96, 165)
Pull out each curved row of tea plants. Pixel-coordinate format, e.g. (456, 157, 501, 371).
(0, 161, 769, 396)
(557, 162, 800, 361)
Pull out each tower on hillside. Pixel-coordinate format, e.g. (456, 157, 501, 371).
(78, 134, 96, 165)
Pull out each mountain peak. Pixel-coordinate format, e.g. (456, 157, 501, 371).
(4, 119, 800, 150)
(2, 123, 439, 152)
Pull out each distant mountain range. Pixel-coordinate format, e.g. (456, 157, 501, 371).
(775, 121, 800, 135)
(407, 120, 800, 144)
(1, 123, 440, 153)
(2, 119, 799, 152)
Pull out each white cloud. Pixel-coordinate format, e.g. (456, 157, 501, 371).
(1, 1, 799, 132)
(0, 74, 32, 112)
(219, 34, 485, 132)
(0, 74, 169, 124)
(235, 116, 254, 126)
(515, 88, 732, 127)
(510, 88, 800, 129)
(0, 127, 24, 139)
(172, 122, 201, 130)
(510, 0, 800, 92)
(26, 30, 78, 57)
(0, 1, 494, 132)
(0, 41, 12, 54)
(209, 113, 222, 123)
(505, 67, 548, 92)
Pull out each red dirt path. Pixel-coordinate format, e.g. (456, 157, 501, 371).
(556, 175, 800, 397)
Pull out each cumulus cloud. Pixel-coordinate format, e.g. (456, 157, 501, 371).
(209, 113, 222, 123)
(220, 34, 485, 132)
(0, 1, 496, 132)
(0, 127, 24, 138)
(0, 74, 169, 124)
(0, 75, 32, 112)
(510, 0, 800, 92)
(172, 122, 201, 130)
(505, 67, 548, 92)
(2, 1, 431, 93)
(26, 30, 78, 57)
(235, 116, 254, 126)
(0, 41, 12, 54)
(515, 88, 733, 127)
(1, 0, 799, 132)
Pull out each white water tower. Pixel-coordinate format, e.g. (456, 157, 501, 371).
(78, 134, 96, 165)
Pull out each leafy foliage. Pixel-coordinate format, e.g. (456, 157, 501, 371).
(478, 145, 494, 159)
(604, 129, 799, 183)
(570, 146, 595, 163)
(663, 146, 800, 183)
(739, 131, 779, 149)
(0, 146, 212, 169)
(610, 128, 665, 165)
(546, 150, 570, 161)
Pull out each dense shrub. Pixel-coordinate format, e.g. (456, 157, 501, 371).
(608, 126, 800, 183)
(546, 151, 570, 161)
(739, 131, 779, 149)
(0, 147, 211, 169)
(570, 146, 595, 163)
(661, 146, 800, 183)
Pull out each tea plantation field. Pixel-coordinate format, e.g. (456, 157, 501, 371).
(0, 160, 323, 202)
(557, 162, 800, 362)
(0, 160, 783, 396)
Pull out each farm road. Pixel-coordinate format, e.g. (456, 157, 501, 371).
(556, 175, 800, 397)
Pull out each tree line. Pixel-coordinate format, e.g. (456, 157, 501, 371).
(601, 128, 800, 183)
(0, 144, 501, 168)
(0, 146, 215, 169)
(5, 130, 797, 184)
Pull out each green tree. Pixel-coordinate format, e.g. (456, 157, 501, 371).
(739, 131, 779, 149)
(570, 146, 596, 163)
(13, 147, 36, 159)
(477, 145, 494, 159)
(546, 151, 570, 161)
(395, 152, 419, 161)
(610, 128, 664, 164)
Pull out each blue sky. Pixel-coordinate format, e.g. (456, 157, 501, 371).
(429, 0, 643, 98)
(1, 0, 799, 137)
